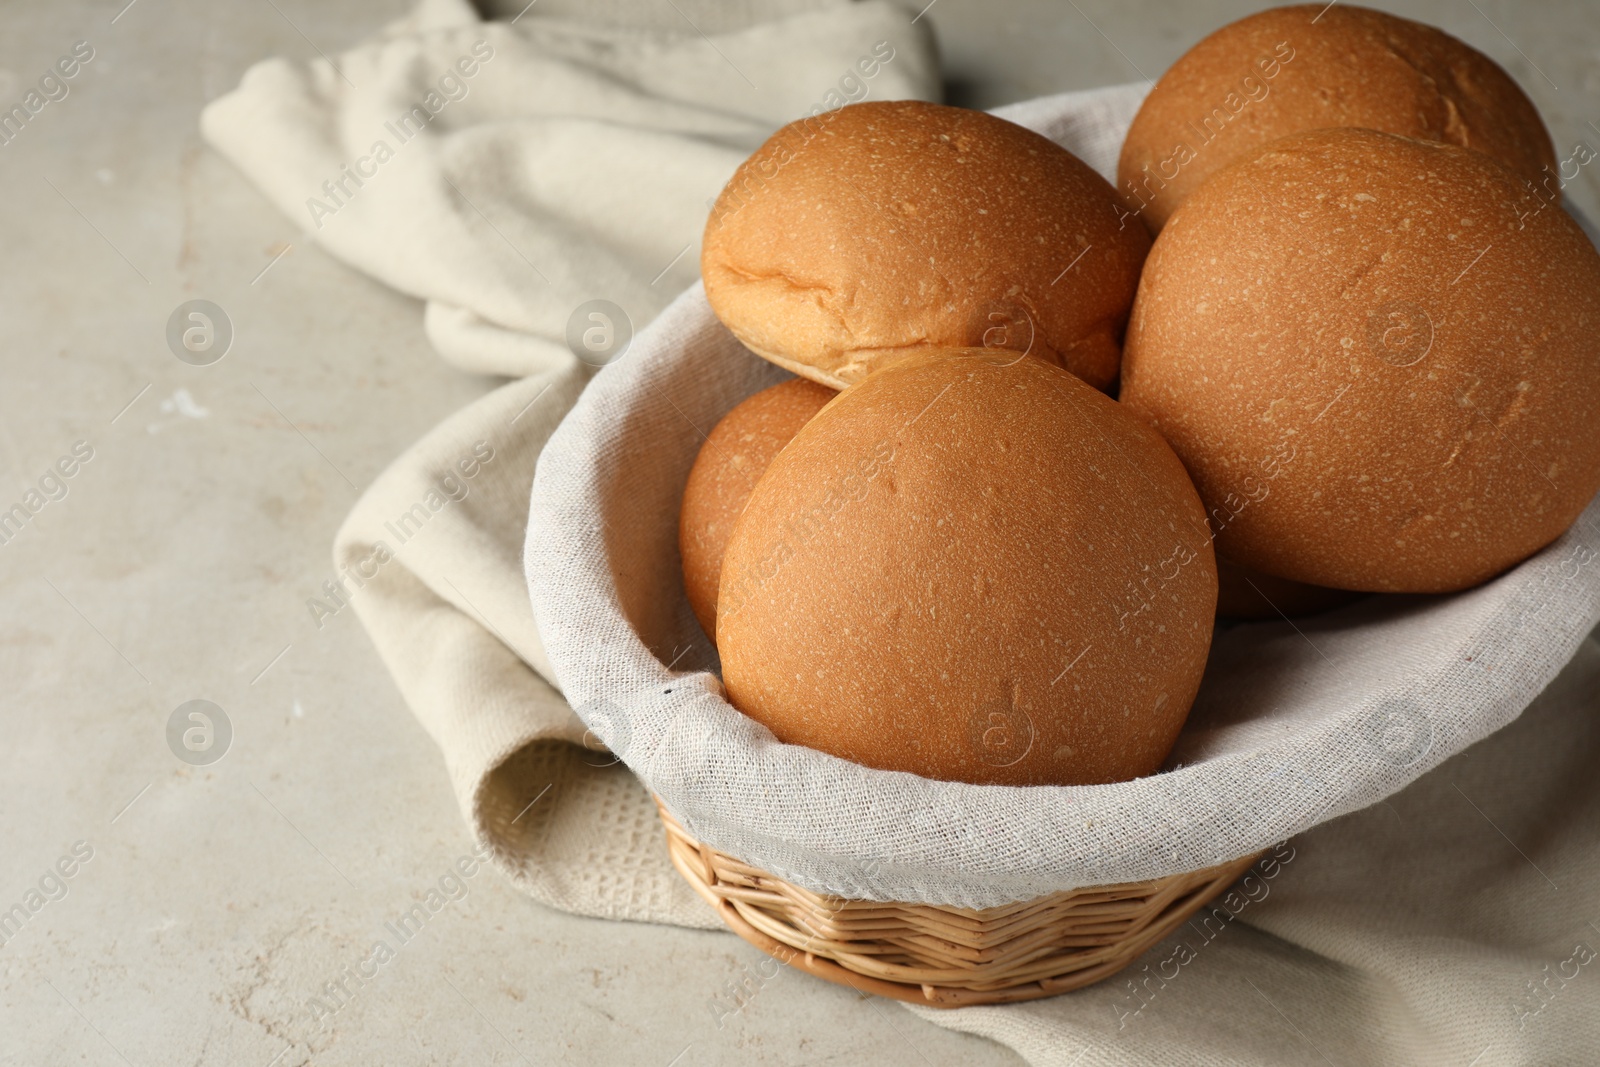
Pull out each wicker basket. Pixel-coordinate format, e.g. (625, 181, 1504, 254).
(658, 799, 1262, 1007)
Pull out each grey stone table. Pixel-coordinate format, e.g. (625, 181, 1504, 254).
(1, 1, 1594, 1064)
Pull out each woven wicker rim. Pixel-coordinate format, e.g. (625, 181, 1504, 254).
(659, 799, 1262, 1007)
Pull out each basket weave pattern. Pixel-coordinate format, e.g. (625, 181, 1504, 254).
(659, 800, 1262, 1007)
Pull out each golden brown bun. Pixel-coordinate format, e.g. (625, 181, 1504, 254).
(1118, 4, 1558, 232)
(1121, 127, 1600, 594)
(1214, 559, 1363, 620)
(703, 101, 1150, 393)
(679, 378, 836, 641)
(717, 349, 1216, 787)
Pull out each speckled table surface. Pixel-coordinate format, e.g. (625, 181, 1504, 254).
(1, 1, 1595, 1064)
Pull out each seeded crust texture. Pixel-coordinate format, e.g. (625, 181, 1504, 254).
(702, 101, 1150, 393)
(1118, 4, 1557, 233)
(1121, 127, 1600, 593)
(716, 349, 1217, 787)
(679, 377, 837, 641)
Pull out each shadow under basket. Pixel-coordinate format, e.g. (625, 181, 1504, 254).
(658, 799, 1261, 1007)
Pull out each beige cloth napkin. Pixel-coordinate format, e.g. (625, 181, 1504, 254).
(909, 635, 1600, 1064)
(202, 0, 936, 377)
(200, 0, 937, 928)
(201, 0, 1600, 1061)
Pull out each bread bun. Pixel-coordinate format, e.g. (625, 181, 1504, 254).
(1121, 127, 1600, 593)
(680, 378, 836, 641)
(703, 101, 1150, 392)
(717, 349, 1216, 786)
(1118, 4, 1557, 232)
(1215, 560, 1362, 620)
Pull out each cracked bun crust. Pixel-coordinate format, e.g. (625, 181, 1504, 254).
(716, 349, 1217, 787)
(1121, 127, 1600, 594)
(1117, 4, 1557, 233)
(702, 101, 1150, 392)
(680, 377, 837, 642)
